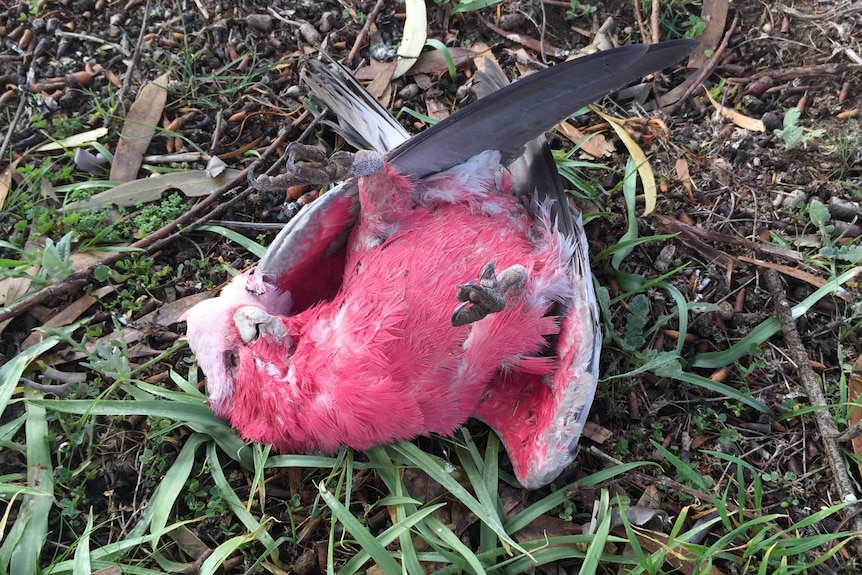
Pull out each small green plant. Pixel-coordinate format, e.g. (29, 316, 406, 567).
(775, 107, 825, 150)
(567, 1, 598, 19)
(133, 192, 187, 236)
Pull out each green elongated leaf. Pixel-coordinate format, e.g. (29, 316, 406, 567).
(0, 413, 25, 444)
(149, 434, 208, 548)
(424, 39, 456, 79)
(612, 157, 640, 269)
(207, 443, 277, 551)
(0, 392, 54, 575)
(0, 336, 62, 417)
(43, 518, 201, 574)
(581, 490, 612, 575)
(198, 225, 266, 258)
(265, 454, 347, 468)
(318, 481, 402, 575)
(594, 233, 678, 260)
(653, 441, 709, 491)
(72, 511, 94, 575)
(337, 504, 445, 575)
(693, 266, 861, 368)
(198, 532, 259, 575)
(422, 515, 488, 575)
(505, 462, 650, 533)
(33, 399, 222, 426)
(392, 442, 527, 556)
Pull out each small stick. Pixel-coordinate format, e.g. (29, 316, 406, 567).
(763, 269, 862, 529)
(346, 0, 385, 66)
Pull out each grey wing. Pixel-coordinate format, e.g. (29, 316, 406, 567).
(389, 40, 697, 179)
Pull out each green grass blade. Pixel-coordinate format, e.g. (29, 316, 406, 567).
(392, 441, 526, 555)
(72, 511, 95, 575)
(318, 481, 402, 575)
(0, 392, 54, 575)
(206, 442, 277, 551)
(693, 266, 862, 368)
(198, 225, 266, 257)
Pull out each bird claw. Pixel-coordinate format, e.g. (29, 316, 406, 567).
(249, 144, 384, 191)
(451, 263, 527, 326)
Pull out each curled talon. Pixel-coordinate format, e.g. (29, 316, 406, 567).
(451, 263, 528, 326)
(248, 145, 384, 192)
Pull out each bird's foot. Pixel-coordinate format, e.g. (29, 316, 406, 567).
(451, 263, 527, 326)
(249, 144, 384, 191)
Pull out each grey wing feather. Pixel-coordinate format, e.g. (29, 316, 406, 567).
(388, 40, 696, 179)
(302, 58, 409, 152)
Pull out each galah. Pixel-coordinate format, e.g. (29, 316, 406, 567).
(185, 41, 695, 488)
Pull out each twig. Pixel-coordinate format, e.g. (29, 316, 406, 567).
(650, 0, 660, 45)
(666, 15, 739, 113)
(0, 89, 25, 161)
(763, 269, 862, 527)
(346, 0, 385, 66)
(0, 111, 310, 325)
(55, 31, 130, 57)
(633, 0, 648, 44)
(116, 0, 150, 107)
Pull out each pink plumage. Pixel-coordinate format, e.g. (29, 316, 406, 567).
(185, 41, 695, 487)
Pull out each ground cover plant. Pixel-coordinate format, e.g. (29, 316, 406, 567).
(1, 0, 862, 573)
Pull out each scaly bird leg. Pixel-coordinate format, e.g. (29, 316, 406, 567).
(451, 262, 528, 327)
(249, 144, 384, 191)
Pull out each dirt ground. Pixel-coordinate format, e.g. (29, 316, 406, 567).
(1, 0, 862, 572)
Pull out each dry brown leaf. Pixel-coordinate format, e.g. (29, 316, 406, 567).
(409, 47, 475, 76)
(0, 275, 34, 336)
(0, 157, 19, 211)
(689, 0, 728, 68)
(556, 122, 614, 158)
(110, 71, 170, 182)
(166, 524, 212, 559)
(364, 60, 397, 103)
(583, 421, 613, 444)
(675, 157, 693, 193)
(849, 355, 862, 477)
(21, 285, 116, 348)
(513, 514, 580, 543)
(704, 88, 766, 132)
(424, 97, 449, 121)
(737, 256, 828, 290)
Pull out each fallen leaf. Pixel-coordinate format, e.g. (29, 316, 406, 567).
(591, 107, 658, 216)
(675, 157, 693, 194)
(689, 0, 727, 68)
(704, 87, 766, 132)
(65, 169, 242, 210)
(392, 0, 427, 79)
(849, 355, 862, 478)
(583, 421, 613, 444)
(21, 285, 117, 349)
(513, 514, 580, 543)
(409, 47, 475, 76)
(736, 257, 829, 291)
(0, 157, 20, 210)
(110, 71, 170, 182)
(166, 524, 212, 559)
(34, 127, 109, 152)
(556, 122, 614, 158)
